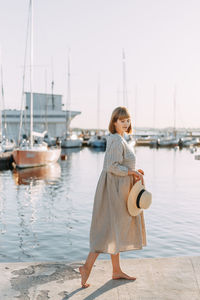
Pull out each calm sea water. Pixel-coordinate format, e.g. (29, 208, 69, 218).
(0, 146, 200, 263)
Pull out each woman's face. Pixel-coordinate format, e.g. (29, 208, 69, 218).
(114, 118, 131, 135)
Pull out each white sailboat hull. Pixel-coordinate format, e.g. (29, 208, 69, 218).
(158, 138, 179, 147)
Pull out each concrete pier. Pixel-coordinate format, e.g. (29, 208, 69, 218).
(0, 256, 199, 299)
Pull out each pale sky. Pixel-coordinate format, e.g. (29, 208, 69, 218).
(0, 0, 200, 129)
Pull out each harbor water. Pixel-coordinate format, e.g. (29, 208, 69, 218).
(0, 146, 200, 262)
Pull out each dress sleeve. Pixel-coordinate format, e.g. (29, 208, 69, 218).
(106, 139, 129, 176)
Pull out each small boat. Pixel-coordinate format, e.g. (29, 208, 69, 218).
(61, 52, 83, 149)
(61, 132, 83, 148)
(0, 58, 16, 152)
(1, 138, 16, 152)
(135, 135, 158, 147)
(179, 137, 200, 147)
(158, 87, 179, 148)
(80, 131, 92, 146)
(158, 135, 179, 147)
(136, 135, 154, 146)
(88, 135, 107, 148)
(88, 75, 107, 149)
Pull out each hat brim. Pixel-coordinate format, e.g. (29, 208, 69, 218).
(127, 180, 144, 216)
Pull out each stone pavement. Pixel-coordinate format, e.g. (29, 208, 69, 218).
(0, 256, 200, 300)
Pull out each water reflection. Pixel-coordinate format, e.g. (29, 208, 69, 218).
(0, 175, 6, 234)
(13, 163, 63, 261)
(12, 163, 61, 186)
(0, 147, 200, 262)
(88, 147, 106, 153)
(61, 147, 83, 156)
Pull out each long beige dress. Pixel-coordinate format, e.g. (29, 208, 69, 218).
(90, 133, 147, 254)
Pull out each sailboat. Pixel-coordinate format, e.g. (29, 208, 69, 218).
(158, 86, 179, 147)
(13, 0, 61, 168)
(121, 49, 135, 146)
(88, 76, 106, 148)
(61, 52, 83, 148)
(0, 58, 15, 152)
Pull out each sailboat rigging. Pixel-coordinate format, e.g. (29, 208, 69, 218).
(61, 51, 82, 148)
(0, 59, 16, 152)
(13, 0, 61, 168)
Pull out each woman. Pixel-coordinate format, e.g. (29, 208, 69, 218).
(79, 106, 146, 288)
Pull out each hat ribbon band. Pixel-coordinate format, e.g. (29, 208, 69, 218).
(136, 189, 145, 209)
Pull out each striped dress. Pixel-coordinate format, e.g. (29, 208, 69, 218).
(90, 133, 147, 254)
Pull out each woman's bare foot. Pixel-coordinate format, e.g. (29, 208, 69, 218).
(79, 266, 90, 288)
(112, 271, 136, 281)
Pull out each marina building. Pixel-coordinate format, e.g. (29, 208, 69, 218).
(1, 92, 81, 141)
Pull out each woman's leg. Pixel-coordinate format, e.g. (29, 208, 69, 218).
(110, 253, 136, 280)
(79, 252, 99, 288)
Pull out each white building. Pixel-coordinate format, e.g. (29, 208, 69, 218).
(1, 92, 81, 141)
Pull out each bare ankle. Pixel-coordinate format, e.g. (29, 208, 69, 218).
(112, 268, 122, 274)
(83, 264, 90, 273)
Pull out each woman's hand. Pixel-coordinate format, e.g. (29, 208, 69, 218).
(128, 170, 144, 185)
(137, 169, 144, 175)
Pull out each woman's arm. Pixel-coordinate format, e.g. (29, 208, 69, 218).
(106, 139, 128, 176)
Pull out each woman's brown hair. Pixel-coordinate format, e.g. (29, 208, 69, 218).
(108, 106, 132, 134)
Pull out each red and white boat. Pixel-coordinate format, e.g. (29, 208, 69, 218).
(13, 0, 61, 169)
(13, 144, 61, 169)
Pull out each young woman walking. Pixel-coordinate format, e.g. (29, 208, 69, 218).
(79, 106, 146, 288)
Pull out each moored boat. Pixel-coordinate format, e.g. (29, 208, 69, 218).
(158, 136, 179, 147)
(88, 135, 106, 148)
(13, 0, 61, 169)
(179, 137, 200, 147)
(1, 138, 15, 152)
(61, 133, 83, 148)
(13, 144, 61, 169)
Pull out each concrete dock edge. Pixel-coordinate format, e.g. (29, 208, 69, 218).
(0, 256, 200, 300)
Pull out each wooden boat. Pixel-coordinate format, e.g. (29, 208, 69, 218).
(13, 144, 61, 169)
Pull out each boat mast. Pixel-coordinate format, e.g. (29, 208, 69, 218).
(0, 51, 2, 142)
(173, 85, 176, 137)
(30, 0, 33, 147)
(134, 84, 138, 136)
(153, 84, 156, 131)
(0, 64, 7, 139)
(122, 49, 128, 107)
(97, 75, 100, 133)
(67, 50, 71, 132)
(45, 68, 48, 131)
(51, 58, 55, 111)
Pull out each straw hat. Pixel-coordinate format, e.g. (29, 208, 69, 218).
(127, 180, 152, 216)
